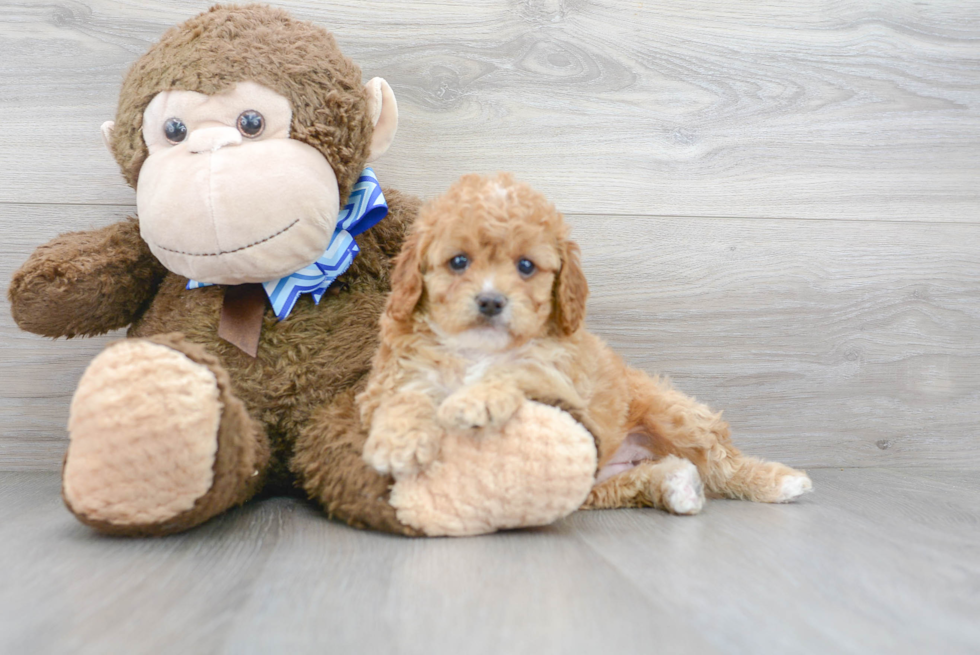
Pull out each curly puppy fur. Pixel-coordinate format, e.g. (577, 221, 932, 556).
(359, 174, 813, 512)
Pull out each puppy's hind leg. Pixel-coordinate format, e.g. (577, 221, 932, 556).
(583, 456, 705, 515)
(721, 456, 814, 503)
(625, 370, 812, 504)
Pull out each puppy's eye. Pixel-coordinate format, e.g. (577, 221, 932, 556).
(163, 118, 187, 144)
(517, 258, 536, 276)
(237, 110, 265, 137)
(449, 254, 469, 272)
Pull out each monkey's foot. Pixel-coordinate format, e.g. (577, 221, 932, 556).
(63, 336, 267, 536)
(389, 401, 597, 537)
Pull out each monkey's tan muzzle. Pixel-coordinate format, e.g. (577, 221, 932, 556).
(136, 137, 340, 285)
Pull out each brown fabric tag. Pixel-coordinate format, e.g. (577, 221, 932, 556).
(218, 284, 267, 358)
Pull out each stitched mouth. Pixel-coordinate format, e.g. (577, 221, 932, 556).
(156, 219, 300, 257)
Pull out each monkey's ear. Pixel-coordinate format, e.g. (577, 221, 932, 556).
(100, 121, 116, 156)
(364, 78, 398, 162)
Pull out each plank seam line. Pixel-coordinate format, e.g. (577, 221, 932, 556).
(565, 212, 980, 227)
(3, 202, 978, 227)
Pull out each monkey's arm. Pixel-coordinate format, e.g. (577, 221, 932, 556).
(9, 218, 168, 338)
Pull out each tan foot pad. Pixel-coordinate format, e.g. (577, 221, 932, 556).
(389, 402, 597, 537)
(63, 340, 222, 526)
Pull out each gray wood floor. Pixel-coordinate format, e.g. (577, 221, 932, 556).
(2, 468, 977, 655)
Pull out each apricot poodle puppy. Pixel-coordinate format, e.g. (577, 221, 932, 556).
(359, 173, 812, 514)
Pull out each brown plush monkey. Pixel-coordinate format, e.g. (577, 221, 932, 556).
(8, 5, 598, 537)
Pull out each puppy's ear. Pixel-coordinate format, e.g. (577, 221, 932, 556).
(553, 238, 589, 335)
(386, 230, 425, 323)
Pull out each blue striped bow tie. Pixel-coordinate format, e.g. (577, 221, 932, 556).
(187, 167, 388, 320)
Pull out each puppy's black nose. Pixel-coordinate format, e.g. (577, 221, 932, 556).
(476, 293, 508, 317)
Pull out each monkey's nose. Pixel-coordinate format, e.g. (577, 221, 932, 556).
(187, 127, 243, 154)
(476, 293, 508, 317)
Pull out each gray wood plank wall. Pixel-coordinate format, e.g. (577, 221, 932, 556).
(1, 0, 978, 471)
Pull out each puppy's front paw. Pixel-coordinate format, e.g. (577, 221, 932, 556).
(437, 386, 523, 430)
(363, 429, 441, 477)
(436, 392, 489, 430)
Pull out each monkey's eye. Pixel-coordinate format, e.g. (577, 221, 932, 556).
(237, 110, 265, 137)
(163, 118, 187, 144)
(517, 258, 536, 276)
(449, 254, 470, 272)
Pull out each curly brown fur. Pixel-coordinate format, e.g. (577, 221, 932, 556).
(8, 218, 167, 338)
(361, 173, 812, 512)
(9, 4, 423, 536)
(292, 385, 421, 536)
(123, 190, 420, 533)
(29, 186, 419, 536)
(111, 4, 373, 203)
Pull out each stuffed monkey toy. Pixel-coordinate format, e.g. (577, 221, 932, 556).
(9, 5, 598, 537)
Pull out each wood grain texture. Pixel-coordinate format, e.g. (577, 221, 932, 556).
(1, 468, 977, 654)
(570, 467, 980, 654)
(218, 501, 715, 654)
(1, 0, 978, 220)
(3, 205, 978, 471)
(1, 1, 978, 469)
(569, 213, 980, 470)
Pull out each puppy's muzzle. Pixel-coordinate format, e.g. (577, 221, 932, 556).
(476, 293, 507, 318)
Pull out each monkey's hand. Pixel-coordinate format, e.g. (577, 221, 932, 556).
(9, 218, 167, 338)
